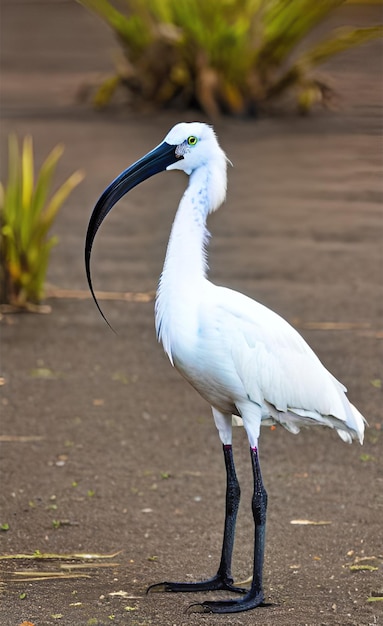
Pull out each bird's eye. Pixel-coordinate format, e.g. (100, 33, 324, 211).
(187, 136, 198, 146)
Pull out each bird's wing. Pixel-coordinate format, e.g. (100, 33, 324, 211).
(214, 286, 349, 422)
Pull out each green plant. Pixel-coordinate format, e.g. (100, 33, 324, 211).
(78, 0, 382, 115)
(0, 135, 84, 309)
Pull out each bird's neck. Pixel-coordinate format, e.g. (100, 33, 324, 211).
(155, 166, 219, 361)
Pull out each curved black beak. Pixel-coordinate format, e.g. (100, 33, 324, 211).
(85, 141, 180, 327)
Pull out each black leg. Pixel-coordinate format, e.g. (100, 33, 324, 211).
(147, 443, 246, 595)
(188, 446, 268, 613)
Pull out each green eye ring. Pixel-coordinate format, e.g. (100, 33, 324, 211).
(187, 136, 198, 146)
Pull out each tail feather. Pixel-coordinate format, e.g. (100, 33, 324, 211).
(258, 396, 366, 444)
(335, 384, 366, 444)
(349, 402, 366, 444)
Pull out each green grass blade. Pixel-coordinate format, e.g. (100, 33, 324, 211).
(267, 24, 383, 106)
(258, 0, 345, 67)
(78, 0, 151, 56)
(4, 136, 21, 235)
(20, 136, 36, 251)
(78, 0, 130, 34)
(42, 170, 84, 230)
(299, 25, 383, 68)
(21, 135, 34, 210)
(32, 144, 64, 222)
(7, 134, 20, 192)
(1, 136, 22, 289)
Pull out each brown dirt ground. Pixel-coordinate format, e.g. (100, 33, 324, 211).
(0, 2, 382, 625)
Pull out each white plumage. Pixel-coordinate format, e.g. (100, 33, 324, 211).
(154, 122, 365, 449)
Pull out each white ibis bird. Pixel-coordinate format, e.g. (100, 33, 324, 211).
(85, 122, 365, 614)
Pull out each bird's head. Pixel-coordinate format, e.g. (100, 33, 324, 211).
(164, 122, 227, 176)
(85, 122, 228, 325)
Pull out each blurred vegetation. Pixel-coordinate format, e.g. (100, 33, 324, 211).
(78, 0, 382, 116)
(0, 136, 84, 309)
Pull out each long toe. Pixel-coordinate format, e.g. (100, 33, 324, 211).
(146, 582, 169, 594)
(187, 591, 266, 614)
(147, 575, 247, 595)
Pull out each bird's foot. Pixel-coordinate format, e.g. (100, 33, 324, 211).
(147, 573, 247, 595)
(186, 590, 266, 614)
